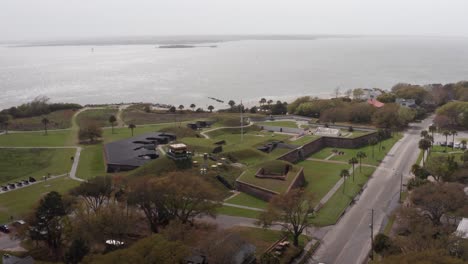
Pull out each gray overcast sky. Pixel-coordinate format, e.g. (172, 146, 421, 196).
(1, 0, 468, 41)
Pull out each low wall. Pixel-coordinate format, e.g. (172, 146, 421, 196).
(236, 180, 280, 201)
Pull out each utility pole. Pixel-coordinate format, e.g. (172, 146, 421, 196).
(370, 208, 374, 260)
(399, 171, 403, 203)
(240, 100, 244, 143)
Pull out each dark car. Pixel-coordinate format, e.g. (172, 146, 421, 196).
(448, 142, 454, 147)
(0, 225, 10, 233)
(440, 142, 447, 146)
(22, 180, 29, 185)
(1, 186, 7, 191)
(8, 184, 16, 190)
(29, 177, 36, 183)
(16, 182, 22, 187)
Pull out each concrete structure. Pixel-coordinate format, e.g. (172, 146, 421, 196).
(167, 143, 192, 160)
(104, 132, 176, 172)
(314, 127, 341, 137)
(456, 218, 468, 239)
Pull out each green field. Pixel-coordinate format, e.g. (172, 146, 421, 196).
(0, 130, 74, 147)
(76, 145, 106, 180)
(312, 166, 376, 226)
(0, 176, 80, 223)
(257, 121, 298, 128)
(0, 148, 76, 185)
(77, 108, 119, 128)
(309, 136, 402, 166)
(102, 123, 173, 143)
(8, 110, 76, 131)
(297, 160, 350, 204)
(225, 192, 268, 209)
(288, 135, 321, 146)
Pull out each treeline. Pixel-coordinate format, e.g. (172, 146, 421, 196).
(0, 96, 82, 119)
(435, 101, 468, 129)
(218, 99, 288, 115)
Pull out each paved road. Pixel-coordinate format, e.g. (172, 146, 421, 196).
(309, 116, 434, 264)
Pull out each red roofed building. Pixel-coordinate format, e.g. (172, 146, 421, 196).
(367, 98, 385, 108)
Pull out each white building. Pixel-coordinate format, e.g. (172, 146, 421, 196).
(455, 218, 468, 239)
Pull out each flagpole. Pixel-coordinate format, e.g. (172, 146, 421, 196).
(240, 99, 243, 142)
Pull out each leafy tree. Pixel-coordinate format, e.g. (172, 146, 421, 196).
(208, 105, 214, 113)
(42, 117, 50, 135)
(28, 191, 70, 259)
(270, 101, 287, 115)
(287, 96, 311, 114)
(128, 123, 136, 136)
(153, 172, 222, 225)
(228, 100, 236, 109)
(380, 250, 465, 264)
(348, 157, 358, 182)
(377, 92, 396, 103)
(108, 115, 117, 134)
(259, 98, 267, 107)
(353, 89, 364, 101)
(461, 139, 467, 150)
(78, 122, 103, 143)
(426, 155, 458, 182)
(70, 176, 113, 213)
(259, 252, 280, 264)
(340, 169, 350, 193)
(64, 238, 89, 264)
(411, 182, 466, 226)
(373, 233, 400, 256)
(169, 106, 176, 113)
(267, 99, 273, 106)
(356, 151, 367, 172)
(418, 138, 432, 167)
(178, 105, 184, 111)
(190, 103, 196, 111)
(420, 130, 428, 138)
(257, 189, 314, 247)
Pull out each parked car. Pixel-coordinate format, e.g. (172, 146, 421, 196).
(448, 142, 454, 147)
(16, 182, 22, 187)
(0, 225, 10, 233)
(8, 184, 16, 190)
(1, 186, 7, 191)
(440, 142, 447, 146)
(28, 177, 36, 183)
(22, 180, 29, 185)
(454, 142, 461, 149)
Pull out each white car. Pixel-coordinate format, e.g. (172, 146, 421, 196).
(454, 142, 461, 149)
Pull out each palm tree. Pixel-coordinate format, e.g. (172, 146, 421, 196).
(109, 115, 117, 134)
(41, 117, 50, 135)
(420, 130, 428, 138)
(450, 130, 458, 150)
(356, 151, 367, 172)
(208, 105, 214, 113)
(228, 100, 236, 109)
(190, 104, 196, 111)
(428, 125, 437, 139)
(340, 169, 350, 194)
(411, 164, 421, 176)
(368, 137, 378, 159)
(128, 123, 136, 136)
(348, 157, 358, 182)
(418, 138, 432, 167)
(259, 98, 266, 107)
(267, 99, 273, 107)
(442, 130, 450, 152)
(178, 105, 184, 112)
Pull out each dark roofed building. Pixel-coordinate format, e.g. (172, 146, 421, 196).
(104, 132, 176, 172)
(2, 254, 35, 264)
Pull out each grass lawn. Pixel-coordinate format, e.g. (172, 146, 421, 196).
(76, 145, 106, 180)
(297, 160, 350, 204)
(312, 166, 376, 226)
(225, 192, 268, 209)
(237, 160, 300, 193)
(216, 205, 261, 219)
(287, 135, 321, 146)
(310, 135, 402, 166)
(122, 107, 215, 125)
(8, 110, 76, 131)
(77, 108, 118, 128)
(0, 148, 76, 185)
(102, 123, 173, 143)
(0, 131, 74, 147)
(229, 226, 284, 256)
(0, 176, 80, 223)
(256, 121, 298, 128)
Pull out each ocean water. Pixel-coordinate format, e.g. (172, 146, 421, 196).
(1, 36, 468, 109)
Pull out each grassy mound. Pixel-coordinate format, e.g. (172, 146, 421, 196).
(160, 126, 198, 138)
(221, 148, 268, 166)
(8, 109, 75, 131)
(77, 108, 118, 128)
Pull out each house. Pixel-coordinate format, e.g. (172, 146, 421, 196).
(396, 98, 417, 108)
(455, 218, 468, 239)
(104, 132, 176, 172)
(360, 88, 383, 100)
(2, 254, 35, 264)
(367, 98, 385, 108)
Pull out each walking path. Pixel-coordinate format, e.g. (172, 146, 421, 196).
(306, 158, 376, 168)
(222, 203, 266, 212)
(200, 123, 254, 139)
(324, 153, 335, 160)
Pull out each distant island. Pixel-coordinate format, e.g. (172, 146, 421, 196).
(158, 44, 217, 49)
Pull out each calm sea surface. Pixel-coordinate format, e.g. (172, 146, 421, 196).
(1, 37, 468, 109)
